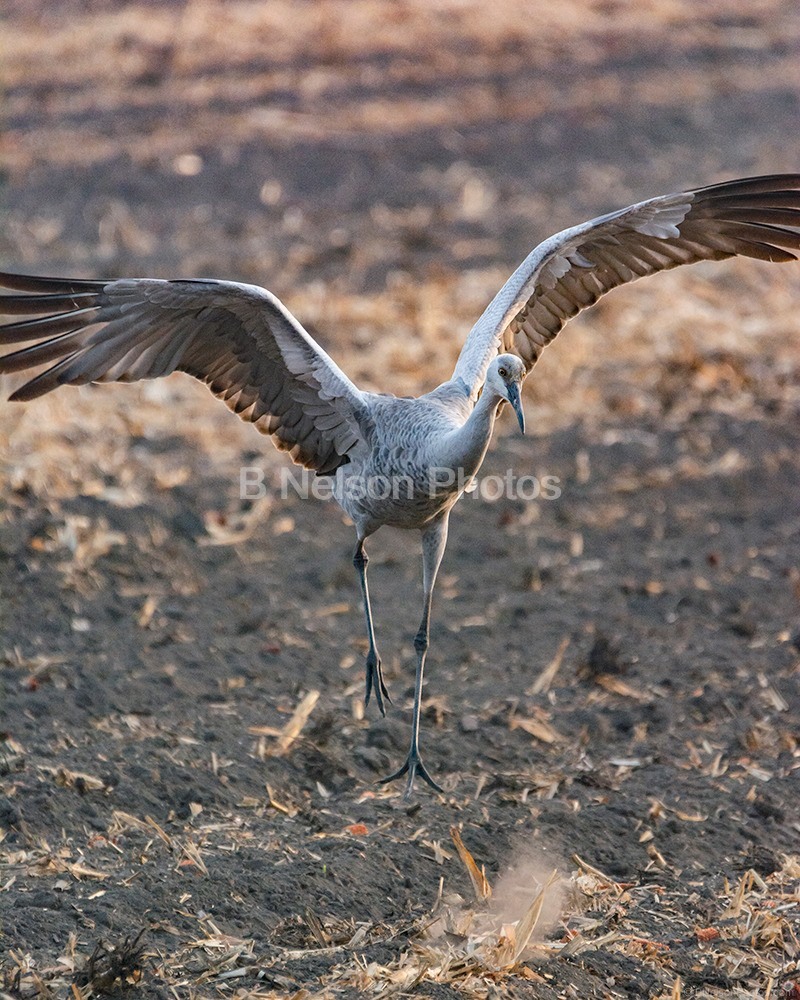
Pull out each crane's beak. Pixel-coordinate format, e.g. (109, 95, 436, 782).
(507, 382, 525, 434)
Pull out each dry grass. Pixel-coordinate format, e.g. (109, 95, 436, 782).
(4, 1, 800, 169)
(3, 824, 798, 997)
(2, 2, 800, 997)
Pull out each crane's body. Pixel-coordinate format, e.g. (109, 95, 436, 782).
(2, 173, 799, 795)
(334, 380, 490, 533)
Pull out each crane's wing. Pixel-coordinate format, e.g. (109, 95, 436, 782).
(0, 273, 370, 474)
(453, 174, 800, 399)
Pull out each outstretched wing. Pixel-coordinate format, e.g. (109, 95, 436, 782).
(453, 174, 800, 399)
(0, 273, 369, 474)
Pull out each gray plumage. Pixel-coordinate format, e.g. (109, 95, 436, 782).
(2, 173, 799, 794)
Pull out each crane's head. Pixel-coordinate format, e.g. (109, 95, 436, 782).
(486, 354, 527, 434)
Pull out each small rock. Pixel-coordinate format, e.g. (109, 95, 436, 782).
(460, 714, 480, 733)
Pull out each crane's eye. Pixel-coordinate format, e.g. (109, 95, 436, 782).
(498, 367, 507, 378)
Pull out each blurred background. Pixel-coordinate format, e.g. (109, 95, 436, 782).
(3, 7, 800, 990)
(1, 0, 799, 480)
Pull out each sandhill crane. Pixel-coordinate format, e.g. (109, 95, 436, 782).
(1, 173, 799, 795)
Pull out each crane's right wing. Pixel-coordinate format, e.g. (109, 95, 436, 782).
(453, 174, 800, 400)
(0, 273, 371, 474)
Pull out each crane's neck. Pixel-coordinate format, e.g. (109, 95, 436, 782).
(444, 385, 504, 482)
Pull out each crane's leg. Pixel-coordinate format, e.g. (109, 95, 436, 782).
(380, 515, 449, 797)
(354, 538, 391, 716)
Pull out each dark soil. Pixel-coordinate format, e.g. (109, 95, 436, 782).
(1, 3, 799, 997)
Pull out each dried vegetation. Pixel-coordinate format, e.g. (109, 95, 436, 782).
(2, 0, 800, 997)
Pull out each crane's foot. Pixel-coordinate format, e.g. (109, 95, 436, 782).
(379, 749, 443, 798)
(364, 650, 391, 717)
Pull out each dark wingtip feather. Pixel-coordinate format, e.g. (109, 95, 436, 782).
(693, 174, 800, 198)
(0, 308, 100, 344)
(6, 353, 83, 401)
(8, 381, 47, 402)
(9, 376, 65, 403)
(0, 291, 99, 315)
(0, 330, 83, 374)
(0, 272, 106, 294)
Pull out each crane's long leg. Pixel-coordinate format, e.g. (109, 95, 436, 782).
(354, 538, 391, 716)
(380, 514, 449, 797)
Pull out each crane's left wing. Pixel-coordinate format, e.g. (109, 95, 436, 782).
(0, 274, 370, 474)
(453, 174, 800, 400)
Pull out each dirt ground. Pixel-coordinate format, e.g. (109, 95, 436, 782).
(1, 2, 799, 997)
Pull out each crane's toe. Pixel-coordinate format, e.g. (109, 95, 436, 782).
(379, 750, 443, 798)
(364, 650, 391, 716)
